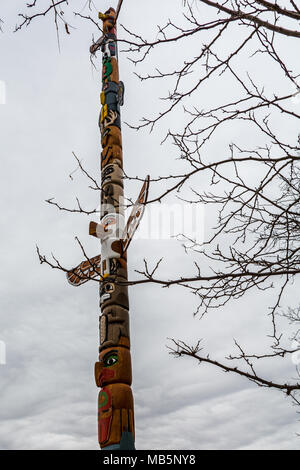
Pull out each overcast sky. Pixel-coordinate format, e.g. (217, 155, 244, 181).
(0, 0, 299, 450)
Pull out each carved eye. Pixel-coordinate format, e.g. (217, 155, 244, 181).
(104, 353, 118, 367)
(105, 283, 114, 292)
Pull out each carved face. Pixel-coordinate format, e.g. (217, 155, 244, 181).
(99, 278, 129, 310)
(99, 306, 130, 352)
(95, 346, 132, 387)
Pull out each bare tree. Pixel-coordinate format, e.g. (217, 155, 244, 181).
(12, 1, 300, 416)
(119, 0, 300, 410)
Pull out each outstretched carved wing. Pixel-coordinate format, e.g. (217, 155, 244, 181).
(67, 176, 150, 286)
(90, 35, 104, 55)
(67, 254, 101, 286)
(122, 175, 150, 252)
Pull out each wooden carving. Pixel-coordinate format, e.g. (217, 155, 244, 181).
(101, 164, 124, 188)
(99, 276, 129, 310)
(101, 183, 124, 217)
(98, 8, 117, 35)
(102, 57, 119, 85)
(122, 175, 150, 252)
(97, 10, 133, 447)
(66, 255, 101, 286)
(101, 145, 122, 169)
(97, 384, 134, 448)
(64, 2, 154, 450)
(101, 126, 122, 149)
(99, 305, 130, 352)
(66, 6, 152, 450)
(95, 346, 132, 387)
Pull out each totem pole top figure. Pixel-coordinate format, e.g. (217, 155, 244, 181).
(98, 8, 117, 35)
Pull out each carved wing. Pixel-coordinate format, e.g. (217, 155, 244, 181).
(90, 35, 104, 55)
(122, 175, 150, 252)
(66, 254, 101, 286)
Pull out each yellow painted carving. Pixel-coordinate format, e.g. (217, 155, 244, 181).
(98, 12, 108, 20)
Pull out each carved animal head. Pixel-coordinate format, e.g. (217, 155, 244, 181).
(95, 346, 132, 387)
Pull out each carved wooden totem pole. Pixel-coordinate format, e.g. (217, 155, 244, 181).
(67, 3, 149, 450)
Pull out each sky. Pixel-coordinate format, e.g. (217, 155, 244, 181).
(0, 0, 299, 450)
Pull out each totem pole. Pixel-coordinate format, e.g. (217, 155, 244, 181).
(66, 4, 149, 450)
